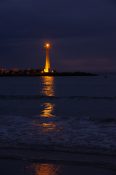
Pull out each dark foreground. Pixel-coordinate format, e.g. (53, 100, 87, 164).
(0, 149, 116, 175)
(0, 159, 115, 175)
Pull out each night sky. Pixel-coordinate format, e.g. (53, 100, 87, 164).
(0, 0, 116, 72)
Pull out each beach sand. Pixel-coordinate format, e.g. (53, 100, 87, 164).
(0, 159, 115, 175)
(0, 149, 116, 175)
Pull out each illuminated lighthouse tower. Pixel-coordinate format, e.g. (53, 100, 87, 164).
(44, 43, 51, 73)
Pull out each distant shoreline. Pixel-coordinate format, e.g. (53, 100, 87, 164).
(0, 70, 97, 76)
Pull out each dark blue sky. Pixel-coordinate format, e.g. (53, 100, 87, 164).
(0, 0, 116, 72)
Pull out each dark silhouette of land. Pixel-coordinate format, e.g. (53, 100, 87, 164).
(0, 69, 97, 76)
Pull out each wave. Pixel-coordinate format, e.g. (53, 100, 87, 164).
(0, 114, 116, 155)
(0, 113, 116, 167)
(0, 142, 116, 157)
(0, 147, 116, 172)
(0, 143, 116, 173)
(0, 95, 116, 100)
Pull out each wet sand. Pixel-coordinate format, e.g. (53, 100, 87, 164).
(0, 149, 116, 175)
(0, 159, 115, 175)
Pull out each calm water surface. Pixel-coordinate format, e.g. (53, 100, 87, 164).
(0, 75, 116, 154)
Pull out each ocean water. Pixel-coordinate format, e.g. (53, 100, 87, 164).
(0, 74, 116, 155)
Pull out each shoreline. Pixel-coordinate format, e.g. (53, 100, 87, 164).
(0, 148, 116, 166)
(0, 71, 97, 77)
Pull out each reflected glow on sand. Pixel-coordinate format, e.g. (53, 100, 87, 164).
(32, 163, 59, 175)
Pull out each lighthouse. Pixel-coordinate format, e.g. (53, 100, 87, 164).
(44, 43, 51, 73)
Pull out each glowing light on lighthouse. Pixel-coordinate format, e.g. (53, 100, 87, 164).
(44, 43, 51, 73)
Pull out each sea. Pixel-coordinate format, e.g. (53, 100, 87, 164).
(0, 74, 116, 156)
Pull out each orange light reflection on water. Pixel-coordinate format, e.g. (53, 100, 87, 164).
(41, 76, 55, 118)
(40, 102, 55, 118)
(38, 122, 56, 132)
(41, 76, 54, 97)
(37, 76, 56, 132)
